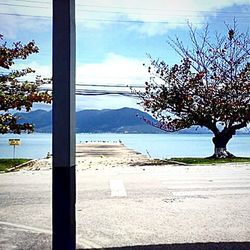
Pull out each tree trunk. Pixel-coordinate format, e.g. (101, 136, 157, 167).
(213, 147, 235, 158)
(209, 131, 236, 159)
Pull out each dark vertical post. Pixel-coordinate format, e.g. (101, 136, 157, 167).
(52, 0, 76, 249)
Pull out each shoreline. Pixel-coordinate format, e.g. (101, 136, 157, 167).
(6, 142, 250, 172)
(1, 133, 250, 160)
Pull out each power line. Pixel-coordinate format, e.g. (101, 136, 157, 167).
(0, 2, 49, 9)
(0, 12, 50, 19)
(76, 3, 250, 15)
(0, 0, 246, 16)
(1, 12, 249, 25)
(1, 2, 249, 17)
(78, 18, 169, 24)
(0, 12, 191, 24)
(38, 86, 138, 97)
(4, 0, 50, 4)
(76, 10, 250, 20)
(0, 1, 249, 25)
(0, 78, 145, 88)
(75, 89, 136, 97)
(76, 83, 145, 88)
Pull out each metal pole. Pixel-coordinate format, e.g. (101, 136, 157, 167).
(52, 0, 76, 249)
(13, 145, 15, 159)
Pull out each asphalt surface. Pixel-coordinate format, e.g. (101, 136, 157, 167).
(1, 164, 250, 249)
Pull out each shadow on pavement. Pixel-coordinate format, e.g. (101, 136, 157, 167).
(81, 241, 250, 250)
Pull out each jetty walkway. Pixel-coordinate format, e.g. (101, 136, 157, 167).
(21, 142, 151, 171)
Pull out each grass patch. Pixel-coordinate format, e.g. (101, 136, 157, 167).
(0, 159, 31, 173)
(170, 157, 250, 165)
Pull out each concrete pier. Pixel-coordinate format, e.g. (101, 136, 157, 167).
(19, 142, 150, 171)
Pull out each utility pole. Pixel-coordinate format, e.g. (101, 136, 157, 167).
(52, 0, 76, 249)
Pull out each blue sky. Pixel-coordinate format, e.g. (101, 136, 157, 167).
(1, 0, 250, 111)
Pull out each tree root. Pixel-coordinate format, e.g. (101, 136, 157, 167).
(207, 149, 236, 159)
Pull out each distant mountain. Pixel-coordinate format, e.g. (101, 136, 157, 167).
(75, 107, 160, 133)
(15, 108, 162, 133)
(17, 109, 52, 133)
(16, 108, 248, 134)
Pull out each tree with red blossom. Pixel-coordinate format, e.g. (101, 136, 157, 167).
(0, 35, 52, 134)
(134, 22, 250, 158)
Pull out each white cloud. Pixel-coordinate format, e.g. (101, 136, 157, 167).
(1, 0, 249, 37)
(76, 53, 148, 85)
(0, 4, 51, 39)
(76, 0, 250, 35)
(75, 53, 148, 110)
(76, 95, 141, 111)
(12, 54, 148, 110)
(12, 61, 52, 81)
(11, 53, 148, 85)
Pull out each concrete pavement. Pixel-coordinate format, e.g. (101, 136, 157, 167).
(0, 164, 250, 249)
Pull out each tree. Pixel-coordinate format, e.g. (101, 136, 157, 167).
(0, 35, 52, 134)
(134, 22, 250, 158)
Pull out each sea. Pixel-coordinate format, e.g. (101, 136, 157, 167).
(0, 133, 250, 159)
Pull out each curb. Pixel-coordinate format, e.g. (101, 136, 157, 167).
(7, 159, 38, 172)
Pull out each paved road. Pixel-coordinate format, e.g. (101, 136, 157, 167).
(0, 164, 250, 249)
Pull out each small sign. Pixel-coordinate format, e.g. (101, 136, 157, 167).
(9, 139, 21, 146)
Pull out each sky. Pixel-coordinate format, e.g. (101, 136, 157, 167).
(1, 0, 250, 111)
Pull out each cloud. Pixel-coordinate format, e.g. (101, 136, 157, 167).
(12, 52, 148, 86)
(12, 61, 52, 81)
(12, 54, 148, 110)
(76, 95, 141, 111)
(1, 0, 249, 37)
(76, 0, 250, 35)
(75, 53, 148, 110)
(76, 53, 148, 85)
(0, 4, 51, 38)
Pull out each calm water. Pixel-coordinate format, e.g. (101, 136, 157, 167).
(0, 133, 250, 159)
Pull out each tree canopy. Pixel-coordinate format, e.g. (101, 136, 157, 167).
(0, 35, 52, 134)
(134, 21, 250, 158)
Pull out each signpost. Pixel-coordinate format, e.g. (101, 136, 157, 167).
(9, 139, 21, 159)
